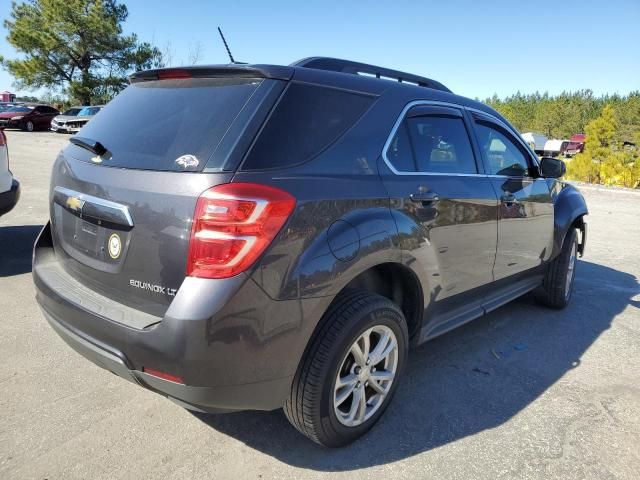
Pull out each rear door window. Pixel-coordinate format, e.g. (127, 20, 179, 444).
(75, 78, 268, 172)
(385, 107, 477, 174)
(241, 83, 375, 170)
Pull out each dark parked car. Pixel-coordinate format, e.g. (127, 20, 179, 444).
(33, 58, 588, 447)
(0, 104, 60, 131)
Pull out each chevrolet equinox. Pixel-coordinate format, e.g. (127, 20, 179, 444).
(33, 57, 588, 447)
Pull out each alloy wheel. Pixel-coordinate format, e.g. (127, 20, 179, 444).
(333, 325, 398, 427)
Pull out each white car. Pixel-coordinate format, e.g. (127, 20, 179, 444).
(0, 129, 20, 216)
(544, 139, 569, 158)
(521, 132, 548, 154)
(50, 105, 103, 134)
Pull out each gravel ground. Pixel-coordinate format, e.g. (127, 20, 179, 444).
(1, 130, 639, 480)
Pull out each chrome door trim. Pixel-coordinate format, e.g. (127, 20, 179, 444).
(380, 99, 540, 177)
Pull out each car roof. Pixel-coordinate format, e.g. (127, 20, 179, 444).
(130, 57, 508, 124)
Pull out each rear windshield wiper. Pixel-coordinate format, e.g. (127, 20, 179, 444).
(70, 136, 108, 156)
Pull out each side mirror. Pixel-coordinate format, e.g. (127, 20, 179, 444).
(539, 157, 566, 178)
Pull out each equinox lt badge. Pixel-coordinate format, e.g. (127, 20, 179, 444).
(129, 279, 177, 297)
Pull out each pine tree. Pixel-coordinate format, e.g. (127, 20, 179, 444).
(1, 0, 162, 105)
(568, 105, 617, 184)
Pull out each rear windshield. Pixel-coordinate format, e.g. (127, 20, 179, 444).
(76, 78, 263, 172)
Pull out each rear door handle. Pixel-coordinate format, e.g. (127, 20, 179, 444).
(410, 191, 439, 203)
(53, 186, 134, 230)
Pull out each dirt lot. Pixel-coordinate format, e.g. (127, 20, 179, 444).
(1, 130, 639, 480)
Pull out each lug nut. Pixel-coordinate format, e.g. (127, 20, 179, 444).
(365, 381, 369, 387)
(366, 358, 371, 365)
(372, 368, 376, 372)
(354, 366, 361, 374)
(356, 382, 361, 388)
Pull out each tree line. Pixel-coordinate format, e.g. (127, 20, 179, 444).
(2, 2, 638, 187)
(484, 91, 640, 188)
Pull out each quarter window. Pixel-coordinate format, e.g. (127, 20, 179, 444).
(386, 114, 476, 174)
(474, 122, 532, 177)
(242, 83, 375, 170)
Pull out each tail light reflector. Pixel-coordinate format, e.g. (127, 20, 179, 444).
(142, 367, 184, 384)
(187, 183, 296, 279)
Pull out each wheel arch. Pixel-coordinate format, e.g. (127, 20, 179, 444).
(552, 184, 588, 258)
(305, 262, 424, 351)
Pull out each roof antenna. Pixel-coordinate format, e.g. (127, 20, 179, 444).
(217, 27, 236, 64)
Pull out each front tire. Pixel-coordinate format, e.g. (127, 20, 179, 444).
(536, 228, 579, 309)
(284, 290, 408, 447)
(25, 121, 35, 132)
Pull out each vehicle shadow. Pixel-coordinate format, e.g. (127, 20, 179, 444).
(0, 224, 43, 276)
(192, 260, 638, 471)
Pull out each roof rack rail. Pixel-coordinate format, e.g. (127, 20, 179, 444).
(292, 57, 452, 93)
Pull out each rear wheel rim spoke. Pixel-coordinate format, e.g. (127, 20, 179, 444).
(333, 325, 399, 427)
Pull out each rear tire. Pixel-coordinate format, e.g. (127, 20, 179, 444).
(535, 228, 578, 309)
(284, 290, 408, 447)
(25, 121, 34, 132)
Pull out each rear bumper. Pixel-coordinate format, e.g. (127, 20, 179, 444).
(0, 179, 20, 216)
(33, 223, 325, 412)
(40, 306, 292, 413)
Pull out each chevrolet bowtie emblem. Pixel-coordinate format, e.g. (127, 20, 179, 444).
(66, 196, 85, 212)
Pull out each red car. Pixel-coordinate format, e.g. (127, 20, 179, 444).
(0, 104, 60, 131)
(564, 133, 586, 157)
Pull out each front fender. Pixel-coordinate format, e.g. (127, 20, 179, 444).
(551, 181, 588, 258)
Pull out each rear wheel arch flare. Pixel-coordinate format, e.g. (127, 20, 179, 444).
(334, 262, 423, 339)
(569, 214, 586, 255)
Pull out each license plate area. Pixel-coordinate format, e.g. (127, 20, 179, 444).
(53, 205, 130, 273)
(77, 220, 98, 251)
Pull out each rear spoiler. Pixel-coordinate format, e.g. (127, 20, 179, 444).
(130, 64, 294, 83)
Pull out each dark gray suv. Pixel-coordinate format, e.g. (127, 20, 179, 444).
(33, 57, 587, 447)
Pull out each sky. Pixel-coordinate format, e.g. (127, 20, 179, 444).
(1, 0, 639, 100)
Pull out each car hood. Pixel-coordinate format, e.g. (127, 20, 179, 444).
(53, 115, 79, 122)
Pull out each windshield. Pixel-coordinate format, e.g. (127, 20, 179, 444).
(78, 106, 101, 116)
(63, 108, 82, 116)
(76, 77, 265, 172)
(7, 106, 33, 113)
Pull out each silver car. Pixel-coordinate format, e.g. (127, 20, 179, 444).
(51, 106, 103, 133)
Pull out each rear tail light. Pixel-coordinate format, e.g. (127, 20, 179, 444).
(0, 129, 6, 146)
(187, 183, 296, 279)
